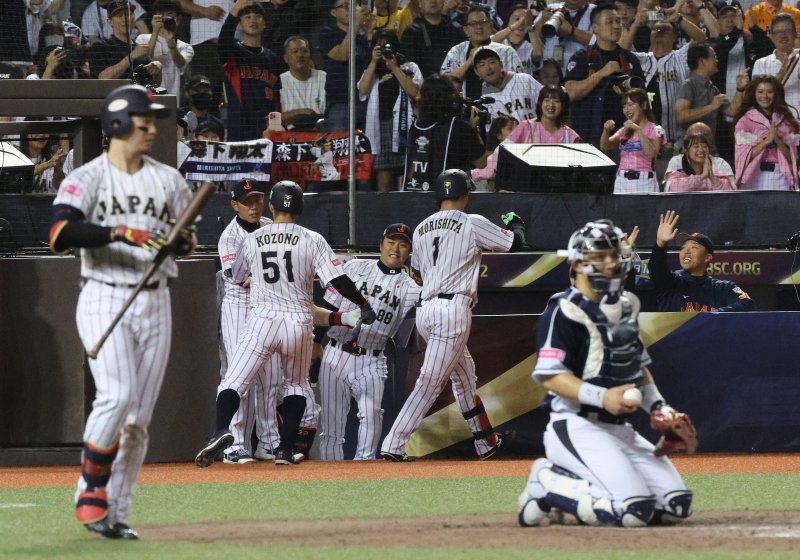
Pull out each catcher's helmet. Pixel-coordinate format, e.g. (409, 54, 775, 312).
(434, 169, 472, 202)
(100, 84, 170, 138)
(269, 180, 304, 215)
(564, 219, 632, 295)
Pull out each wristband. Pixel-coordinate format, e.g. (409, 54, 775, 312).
(328, 311, 344, 326)
(641, 383, 665, 412)
(577, 383, 607, 408)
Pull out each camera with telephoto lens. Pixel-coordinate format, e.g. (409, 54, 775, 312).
(380, 42, 395, 59)
(456, 96, 494, 130)
(162, 16, 177, 32)
(132, 64, 168, 94)
(610, 73, 644, 91)
(542, 10, 566, 39)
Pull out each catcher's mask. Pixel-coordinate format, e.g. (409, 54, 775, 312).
(561, 220, 632, 296)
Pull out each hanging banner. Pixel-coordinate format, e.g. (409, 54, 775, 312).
(181, 139, 273, 182)
(266, 130, 373, 188)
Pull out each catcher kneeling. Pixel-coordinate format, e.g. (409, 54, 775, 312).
(518, 220, 697, 528)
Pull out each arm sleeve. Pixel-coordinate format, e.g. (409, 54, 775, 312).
(564, 50, 588, 82)
(648, 244, 679, 291)
(218, 14, 239, 64)
(329, 274, 367, 306)
(231, 239, 253, 284)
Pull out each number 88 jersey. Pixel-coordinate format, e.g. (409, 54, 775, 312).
(325, 258, 422, 349)
(232, 222, 345, 317)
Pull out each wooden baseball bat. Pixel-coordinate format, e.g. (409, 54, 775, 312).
(86, 182, 216, 359)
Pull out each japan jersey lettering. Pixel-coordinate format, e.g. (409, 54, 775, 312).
(54, 153, 192, 284)
(324, 258, 421, 349)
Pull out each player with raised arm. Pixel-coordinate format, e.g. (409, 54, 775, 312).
(195, 180, 377, 467)
(379, 169, 527, 461)
(50, 84, 196, 540)
(517, 220, 696, 528)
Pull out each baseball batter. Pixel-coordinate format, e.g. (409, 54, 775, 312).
(518, 220, 695, 528)
(50, 85, 195, 540)
(318, 223, 422, 460)
(379, 169, 526, 461)
(195, 180, 377, 466)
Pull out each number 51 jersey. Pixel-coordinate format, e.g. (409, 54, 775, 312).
(232, 222, 345, 317)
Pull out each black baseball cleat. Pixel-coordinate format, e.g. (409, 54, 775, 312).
(86, 519, 139, 540)
(195, 431, 234, 468)
(478, 434, 503, 461)
(274, 449, 301, 465)
(380, 452, 416, 462)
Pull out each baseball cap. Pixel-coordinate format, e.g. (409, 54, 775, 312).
(187, 74, 212, 90)
(104, 0, 136, 17)
(231, 178, 266, 201)
(473, 47, 501, 66)
(676, 232, 714, 254)
(195, 119, 225, 138)
(382, 223, 412, 244)
(714, 0, 742, 15)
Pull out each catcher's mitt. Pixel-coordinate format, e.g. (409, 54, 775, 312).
(650, 405, 698, 457)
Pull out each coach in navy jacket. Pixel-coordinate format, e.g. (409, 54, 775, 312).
(649, 210, 756, 313)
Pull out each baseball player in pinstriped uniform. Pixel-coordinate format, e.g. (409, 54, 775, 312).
(217, 178, 274, 464)
(473, 47, 543, 126)
(517, 220, 694, 528)
(380, 169, 527, 461)
(318, 223, 422, 460)
(195, 180, 377, 467)
(217, 180, 345, 463)
(50, 85, 195, 540)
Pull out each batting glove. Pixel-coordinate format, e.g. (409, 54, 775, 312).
(340, 308, 361, 328)
(501, 212, 524, 227)
(111, 225, 168, 251)
(360, 301, 377, 325)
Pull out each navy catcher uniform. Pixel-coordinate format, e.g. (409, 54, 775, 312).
(319, 224, 421, 460)
(380, 169, 526, 461)
(50, 85, 195, 540)
(518, 220, 694, 528)
(195, 181, 376, 466)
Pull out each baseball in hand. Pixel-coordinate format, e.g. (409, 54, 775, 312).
(623, 387, 642, 407)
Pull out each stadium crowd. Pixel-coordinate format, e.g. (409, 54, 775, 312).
(2, 0, 800, 193)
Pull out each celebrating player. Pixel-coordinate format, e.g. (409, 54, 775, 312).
(318, 223, 422, 460)
(517, 220, 696, 528)
(50, 84, 196, 540)
(195, 181, 377, 467)
(379, 169, 526, 461)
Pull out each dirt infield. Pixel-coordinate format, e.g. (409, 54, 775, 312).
(145, 511, 800, 551)
(1, 453, 798, 488)
(3, 455, 799, 551)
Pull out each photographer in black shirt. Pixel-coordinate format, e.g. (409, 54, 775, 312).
(402, 74, 490, 191)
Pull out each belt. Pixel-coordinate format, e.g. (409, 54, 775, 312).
(84, 277, 172, 290)
(437, 293, 455, 300)
(621, 170, 654, 180)
(760, 162, 776, 172)
(328, 338, 382, 357)
(578, 408, 626, 425)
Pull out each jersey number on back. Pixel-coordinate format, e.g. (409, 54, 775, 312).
(432, 236, 440, 266)
(261, 250, 295, 283)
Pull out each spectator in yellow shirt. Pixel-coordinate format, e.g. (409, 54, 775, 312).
(373, 0, 419, 38)
(744, 0, 800, 45)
